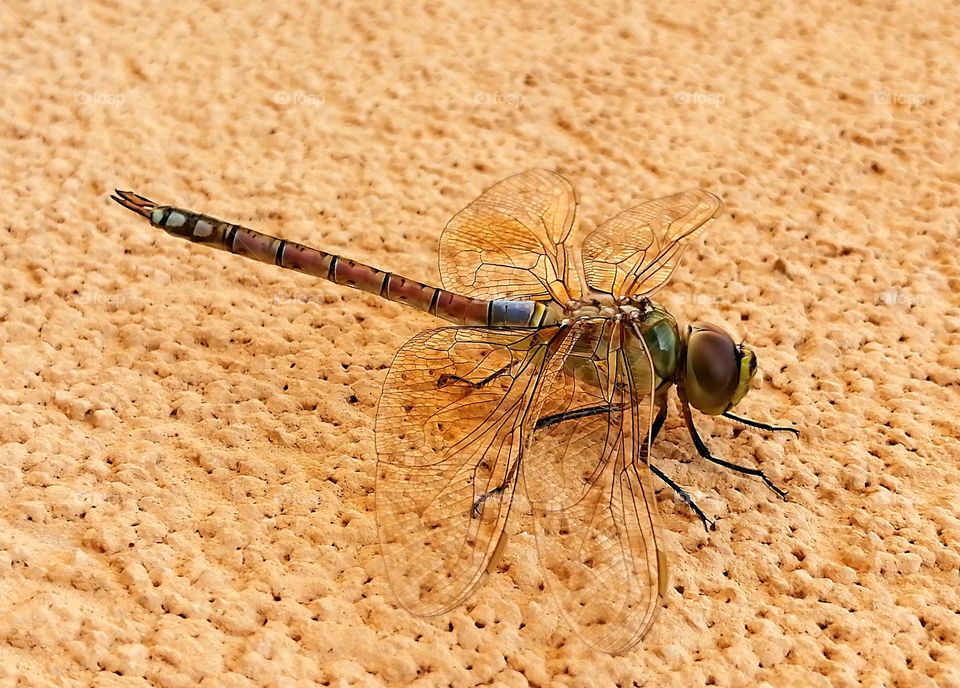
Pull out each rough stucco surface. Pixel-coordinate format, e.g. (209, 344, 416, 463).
(1, 1, 958, 686)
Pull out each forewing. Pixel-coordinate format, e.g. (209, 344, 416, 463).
(525, 320, 666, 654)
(438, 169, 581, 303)
(375, 325, 566, 615)
(581, 190, 722, 298)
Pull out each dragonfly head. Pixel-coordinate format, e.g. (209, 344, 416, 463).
(683, 322, 758, 415)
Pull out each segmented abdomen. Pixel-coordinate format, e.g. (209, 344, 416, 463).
(148, 205, 554, 328)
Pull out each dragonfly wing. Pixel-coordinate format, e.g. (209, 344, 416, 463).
(581, 190, 722, 299)
(438, 169, 581, 303)
(375, 324, 569, 615)
(525, 320, 666, 654)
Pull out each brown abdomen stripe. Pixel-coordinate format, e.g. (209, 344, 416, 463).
(147, 205, 499, 327)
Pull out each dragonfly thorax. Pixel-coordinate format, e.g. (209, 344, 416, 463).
(563, 294, 651, 320)
(559, 299, 682, 399)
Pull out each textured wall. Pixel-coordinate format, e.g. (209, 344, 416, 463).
(1, 1, 958, 686)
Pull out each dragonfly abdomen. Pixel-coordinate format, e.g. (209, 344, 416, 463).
(489, 299, 557, 327)
(113, 192, 553, 329)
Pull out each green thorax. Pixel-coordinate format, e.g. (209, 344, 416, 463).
(629, 301, 682, 391)
(562, 300, 681, 395)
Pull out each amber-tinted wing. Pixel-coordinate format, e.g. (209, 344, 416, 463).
(438, 169, 581, 303)
(524, 319, 666, 654)
(375, 324, 571, 615)
(581, 190, 722, 299)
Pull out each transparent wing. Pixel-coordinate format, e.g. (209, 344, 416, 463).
(438, 169, 581, 303)
(525, 319, 667, 654)
(375, 324, 570, 615)
(581, 190, 722, 299)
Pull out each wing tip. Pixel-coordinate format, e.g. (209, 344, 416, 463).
(686, 188, 723, 217)
(703, 189, 724, 217)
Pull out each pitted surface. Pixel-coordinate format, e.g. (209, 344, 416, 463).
(0, 1, 957, 685)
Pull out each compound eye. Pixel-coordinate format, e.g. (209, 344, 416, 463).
(690, 329, 737, 390)
(685, 322, 739, 415)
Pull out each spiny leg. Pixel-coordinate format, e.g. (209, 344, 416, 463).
(534, 403, 623, 430)
(441, 365, 519, 516)
(534, 391, 716, 528)
(645, 393, 715, 529)
(437, 363, 519, 514)
(639, 394, 669, 459)
(464, 363, 542, 516)
(438, 363, 512, 389)
(722, 411, 800, 437)
(472, 482, 506, 517)
(471, 459, 520, 517)
(679, 388, 788, 500)
(536, 385, 668, 436)
(649, 463, 715, 532)
(483, 402, 627, 515)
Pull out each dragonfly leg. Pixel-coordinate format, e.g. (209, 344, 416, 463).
(534, 384, 669, 432)
(437, 364, 511, 389)
(534, 403, 623, 430)
(532, 389, 717, 530)
(645, 392, 715, 530)
(471, 484, 506, 517)
(471, 460, 521, 517)
(722, 411, 800, 437)
(678, 388, 788, 500)
(649, 464, 715, 531)
(639, 392, 669, 459)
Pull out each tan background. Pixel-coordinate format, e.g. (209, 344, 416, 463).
(1, 1, 958, 686)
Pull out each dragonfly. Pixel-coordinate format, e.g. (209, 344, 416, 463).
(112, 169, 798, 654)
